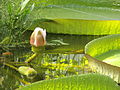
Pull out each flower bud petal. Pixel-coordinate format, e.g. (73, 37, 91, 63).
(18, 66, 37, 79)
(30, 27, 46, 47)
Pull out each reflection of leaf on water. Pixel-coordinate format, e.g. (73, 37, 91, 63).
(45, 39, 69, 51)
(0, 51, 32, 89)
(30, 53, 84, 80)
(47, 39, 69, 46)
(0, 63, 31, 89)
(0, 67, 19, 89)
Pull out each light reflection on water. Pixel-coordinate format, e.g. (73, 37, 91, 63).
(0, 34, 100, 89)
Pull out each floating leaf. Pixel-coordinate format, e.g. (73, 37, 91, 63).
(18, 66, 37, 79)
(36, 19, 120, 35)
(26, 0, 120, 35)
(85, 34, 120, 83)
(31, 0, 120, 20)
(18, 73, 120, 90)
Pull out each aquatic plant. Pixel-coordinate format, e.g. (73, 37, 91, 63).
(30, 27, 46, 47)
(0, 0, 34, 44)
(19, 73, 120, 90)
(1, 0, 120, 90)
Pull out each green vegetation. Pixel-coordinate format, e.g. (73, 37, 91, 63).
(0, 0, 120, 90)
(85, 34, 120, 83)
(0, 0, 34, 44)
(19, 73, 120, 90)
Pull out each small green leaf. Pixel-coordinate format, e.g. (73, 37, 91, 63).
(18, 66, 37, 79)
(21, 0, 30, 11)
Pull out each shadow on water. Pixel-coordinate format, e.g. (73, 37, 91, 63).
(0, 34, 102, 90)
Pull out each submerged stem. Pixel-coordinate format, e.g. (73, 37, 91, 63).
(4, 63, 18, 71)
(25, 53, 38, 63)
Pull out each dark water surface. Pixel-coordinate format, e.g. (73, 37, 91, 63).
(0, 34, 101, 90)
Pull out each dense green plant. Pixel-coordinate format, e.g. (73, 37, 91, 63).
(1, 0, 120, 44)
(0, 0, 34, 44)
(1, 0, 120, 89)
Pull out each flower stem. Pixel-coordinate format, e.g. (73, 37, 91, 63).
(4, 63, 18, 71)
(25, 53, 38, 63)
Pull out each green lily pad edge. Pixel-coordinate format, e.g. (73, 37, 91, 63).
(18, 73, 120, 90)
(85, 34, 120, 83)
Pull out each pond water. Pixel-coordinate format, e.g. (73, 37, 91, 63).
(0, 34, 101, 90)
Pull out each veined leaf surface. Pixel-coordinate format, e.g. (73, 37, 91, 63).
(19, 73, 120, 90)
(85, 34, 120, 83)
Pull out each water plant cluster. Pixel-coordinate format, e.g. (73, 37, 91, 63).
(1, 0, 120, 90)
(0, 0, 34, 45)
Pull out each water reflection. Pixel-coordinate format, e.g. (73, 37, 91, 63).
(0, 34, 100, 89)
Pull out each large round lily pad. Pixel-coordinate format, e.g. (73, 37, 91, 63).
(85, 34, 120, 83)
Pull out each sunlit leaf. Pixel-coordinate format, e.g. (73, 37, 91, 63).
(21, 0, 30, 11)
(85, 34, 120, 83)
(30, 19, 120, 35)
(45, 34, 101, 53)
(18, 73, 120, 90)
(31, 0, 120, 20)
(27, 0, 120, 35)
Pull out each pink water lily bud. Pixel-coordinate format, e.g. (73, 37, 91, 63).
(30, 27, 46, 47)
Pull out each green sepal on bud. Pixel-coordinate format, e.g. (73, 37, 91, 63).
(31, 46, 45, 53)
(18, 66, 37, 79)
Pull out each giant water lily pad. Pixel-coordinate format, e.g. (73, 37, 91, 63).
(30, 19, 120, 35)
(85, 34, 120, 83)
(28, 0, 120, 35)
(96, 49, 120, 67)
(31, 0, 120, 20)
(18, 73, 120, 90)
